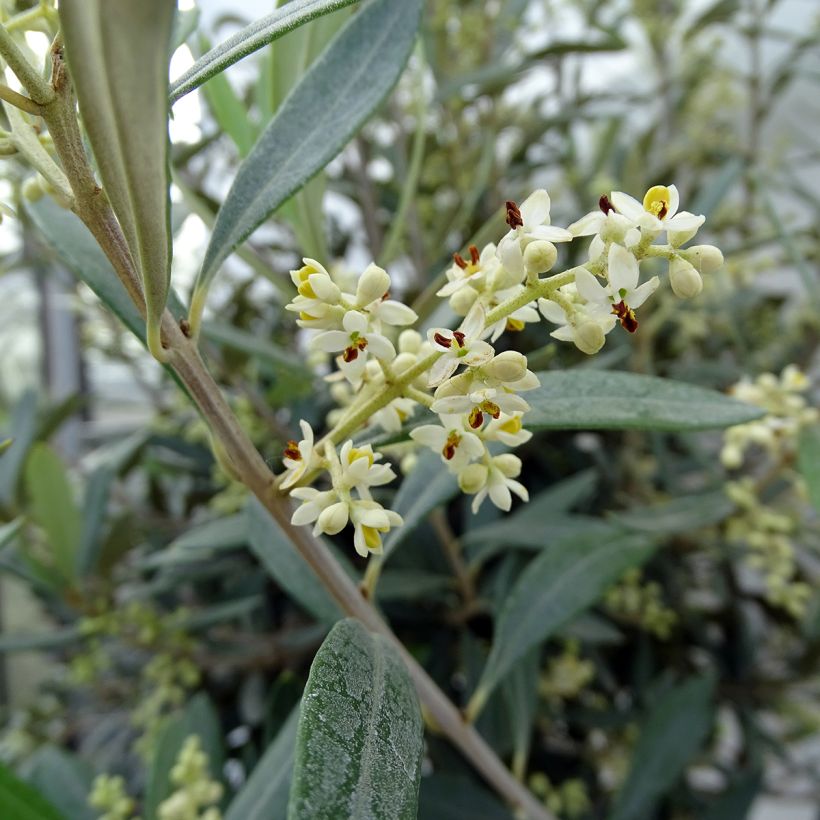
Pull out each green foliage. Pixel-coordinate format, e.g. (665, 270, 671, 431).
(0, 762, 65, 820)
(193, 0, 422, 318)
(288, 619, 423, 820)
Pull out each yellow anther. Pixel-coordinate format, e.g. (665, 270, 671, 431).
(294, 264, 317, 282)
(506, 318, 525, 332)
(642, 185, 671, 219)
(299, 311, 319, 322)
(348, 447, 375, 467)
(499, 416, 522, 434)
(362, 525, 384, 550)
(297, 280, 317, 298)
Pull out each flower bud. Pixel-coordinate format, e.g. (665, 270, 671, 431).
(392, 352, 417, 375)
(449, 285, 479, 316)
(398, 329, 422, 354)
(316, 501, 349, 535)
(484, 350, 528, 383)
(309, 272, 341, 304)
(493, 453, 522, 477)
(574, 322, 605, 355)
(356, 263, 390, 307)
(458, 463, 488, 494)
(400, 452, 418, 475)
(682, 244, 723, 274)
(22, 175, 44, 202)
(669, 258, 703, 299)
(522, 240, 557, 274)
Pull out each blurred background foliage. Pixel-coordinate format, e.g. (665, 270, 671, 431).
(1, 0, 820, 818)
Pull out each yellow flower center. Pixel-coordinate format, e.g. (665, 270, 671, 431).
(362, 525, 386, 550)
(499, 416, 522, 434)
(348, 447, 374, 467)
(297, 280, 317, 298)
(295, 264, 318, 282)
(642, 185, 671, 220)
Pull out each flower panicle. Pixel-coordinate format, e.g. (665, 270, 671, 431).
(280, 185, 720, 557)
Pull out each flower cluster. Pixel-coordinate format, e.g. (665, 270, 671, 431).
(280, 186, 720, 557)
(157, 735, 223, 820)
(721, 366, 817, 617)
(604, 568, 677, 639)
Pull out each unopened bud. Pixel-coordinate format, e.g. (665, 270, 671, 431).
(669, 258, 703, 299)
(574, 322, 605, 355)
(398, 329, 422, 354)
(449, 285, 479, 316)
(316, 502, 349, 535)
(309, 273, 341, 304)
(523, 240, 557, 274)
(22, 175, 44, 202)
(682, 244, 723, 274)
(484, 350, 528, 383)
(458, 463, 488, 494)
(356, 263, 390, 307)
(493, 453, 522, 478)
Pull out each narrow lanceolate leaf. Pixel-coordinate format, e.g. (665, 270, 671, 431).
(0, 762, 66, 820)
(468, 532, 656, 718)
(169, 0, 360, 103)
(25, 443, 82, 584)
(526, 371, 764, 432)
(59, 0, 175, 360)
(193, 0, 422, 326)
(288, 619, 424, 820)
(798, 425, 820, 513)
(609, 677, 715, 820)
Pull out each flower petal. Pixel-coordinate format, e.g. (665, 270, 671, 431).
(520, 188, 551, 225)
(567, 211, 604, 237)
(607, 244, 639, 294)
(574, 268, 610, 304)
(628, 276, 660, 309)
(609, 191, 644, 221)
(312, 330, 350, 352)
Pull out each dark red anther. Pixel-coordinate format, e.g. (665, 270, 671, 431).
(452, 330, 466, 347)
(342, 346, 359, 362)
(505, 200, 524, 229)
(482, 400, 501, 419)
(433, 332, 452, 348)
(599, 194, 614, 214)
(356, 337, 368, 350)
(453, 253, 467, 269)
(611, 300, 638, 333)
(469, 244, 480, 265)
(284, 441, 301, 461)
(469, 408, 484, 429)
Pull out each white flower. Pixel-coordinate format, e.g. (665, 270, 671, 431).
(313, 310, 396, 383)
(337, 441, 396, 491)
(609, 185, 704, 241)
(350, 499, 403, 557)
(355, 263, 391, 307)
(280, 420, 317, 489)
(289, 487, 340, 531)
(568, 195, 638, 241)
(538, 284, 616, 355)
(410, 422, 485, 471)
(574, 244, 659, 333)
(483, 285, 540, 342)
(371, 396, 416, 433)
(437, 243, 500, 297)
(498, 190, 572, 278)
(426, 302, 494, 387)
(483, 413, 533, 446)
(468, 454, 528, 513)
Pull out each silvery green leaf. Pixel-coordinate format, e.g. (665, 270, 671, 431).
(288, 619, 423, 820)
(59, 0, 175, 358)
(192, 0, 422, 327)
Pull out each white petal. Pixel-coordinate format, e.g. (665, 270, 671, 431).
(309, 273, 340, 303)
(410, 425, 446, 449)
(488, 480, 512, 511)
(291, 503, 320, 526)
(529, 225, 572, 243)
(428, 356, 458, 387)
(461, 432, 486, 459)
(377, 300, 417, 326)
(628, 276, 660, 309)
(588, 234, 605, 261)
(520, 189, 551, 225)
(574, 268, 610, 304)
(507, 479, 529, 502)
(665, 211, 705, 232)
(666, 184, 680, 218)
(471, 488, 488, 514)
(496, 394, 530, 414)
(499, 235, 525, 277)
(538, 297, 568, 324)
(312, 330, 350, 352)
(366, 464, 396, 486)
(460, 301, 486, 339)
(550, 326, 575, 342)
(609, 191, 644, 221)
(343, 310, 368, 334)
(431, 395, 472, 415)
(464, 340, 494, 366)
(366, 333, 396, 361)
(567, 211, 604, 237)
(607, 244, 639, 294)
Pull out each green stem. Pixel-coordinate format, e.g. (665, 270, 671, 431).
(0, 83, 41, 115)
(0, 24, 54, 105)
